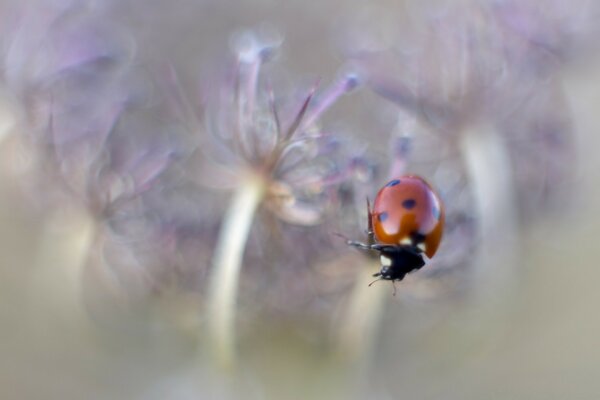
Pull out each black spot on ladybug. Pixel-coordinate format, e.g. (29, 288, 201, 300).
(402, 199, 416, 209)
(378, 212, 389, 222)
(385, 179, 401, 187)
(432, 206, 440, 220)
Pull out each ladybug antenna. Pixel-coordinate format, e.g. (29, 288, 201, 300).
(368, 273, 399, 296)
(368, 277, 383, 287)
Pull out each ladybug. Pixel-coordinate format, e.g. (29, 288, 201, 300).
(344, 175, 445, 291)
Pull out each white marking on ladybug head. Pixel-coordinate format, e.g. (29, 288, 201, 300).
(417, 242, 426, 252)
(399, 237, 412, 246)
(380, 255, 392, 267)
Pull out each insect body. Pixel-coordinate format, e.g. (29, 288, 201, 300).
(345, 175, 445, 289)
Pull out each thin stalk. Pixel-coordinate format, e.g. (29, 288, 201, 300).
(460, 124, 519, 297)
(207, 175, 266, 369)
(300, 76, 356, 130)
(32, 208, 96, 325)
(244, 59, 261, 119)
(0, 91, 17, 145)
(334, 261, 387, 363)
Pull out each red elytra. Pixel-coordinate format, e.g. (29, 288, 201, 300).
(372, 175, 444, 259)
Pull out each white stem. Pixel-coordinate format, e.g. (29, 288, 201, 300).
(207, 176, 265, 369)
(334, 261, 387, 363)
(32, 208, 96, 325)
(460, 124, 519, 299)
(0, 90, 17, 146)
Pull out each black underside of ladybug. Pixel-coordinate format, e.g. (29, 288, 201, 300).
(373, 245, 425, 281)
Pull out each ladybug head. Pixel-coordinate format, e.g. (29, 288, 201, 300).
(370, 246, 426, 283)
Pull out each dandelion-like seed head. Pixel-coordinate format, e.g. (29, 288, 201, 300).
(196, 30, 361, 227)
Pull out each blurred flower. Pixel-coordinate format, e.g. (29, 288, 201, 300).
(4, 3, 372, 350)
(344, 1, 576, 225)
(161, 29, 365, 367)
(4, 1, 134, 205)
(1, 1, 201, 316)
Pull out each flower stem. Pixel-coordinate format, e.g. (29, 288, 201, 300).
(334, 260, 387, 363)
(207, 175, 266, 369)
(33, 208, 97, 326)
(460, 125, 519, 297)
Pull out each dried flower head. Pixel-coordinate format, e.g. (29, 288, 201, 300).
(2, 2, 197, 313)
(162, 29, 366, 367)
(185, 30, 361, 226)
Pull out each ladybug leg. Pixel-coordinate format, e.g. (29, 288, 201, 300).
(346, 239, 373, 251)
(349, 241, 398, 252)
(333, 232, 374, 251)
